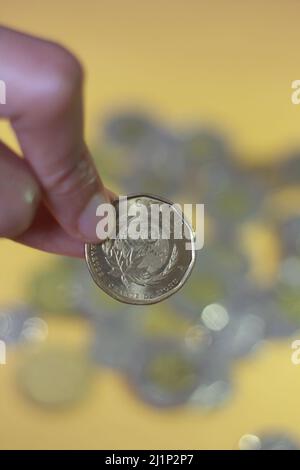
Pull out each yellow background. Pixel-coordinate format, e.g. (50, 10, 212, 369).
(1, 0, 300, 450)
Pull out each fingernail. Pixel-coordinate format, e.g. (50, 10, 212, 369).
(78, 193, 108, 242)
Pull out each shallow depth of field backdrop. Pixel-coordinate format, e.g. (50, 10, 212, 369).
(1, 0, 300, 450)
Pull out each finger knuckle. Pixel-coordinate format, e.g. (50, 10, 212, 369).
(44, 156, 98, 198)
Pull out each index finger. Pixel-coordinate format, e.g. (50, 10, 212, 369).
(0, 26, 110, 242)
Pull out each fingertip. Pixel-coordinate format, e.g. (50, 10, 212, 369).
(77, 192, 111, 243)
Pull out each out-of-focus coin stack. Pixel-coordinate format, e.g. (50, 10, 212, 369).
(238, 432, 300, 450)
(2, 110, 300, 448)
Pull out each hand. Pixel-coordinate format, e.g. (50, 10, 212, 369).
(0, 26, 115, 258)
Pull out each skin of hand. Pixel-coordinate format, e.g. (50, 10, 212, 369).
(0, 26, 116, 258)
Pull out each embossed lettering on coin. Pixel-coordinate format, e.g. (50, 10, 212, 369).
(85, 194, 196, 305)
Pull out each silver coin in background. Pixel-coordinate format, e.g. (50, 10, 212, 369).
(259, 433, 300, 450)
(85, 194, 196, 305)
(279, 216, 300, 257)
(239, 432, 299, 450)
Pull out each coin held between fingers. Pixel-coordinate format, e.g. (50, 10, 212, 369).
(85, 194, 196, 305)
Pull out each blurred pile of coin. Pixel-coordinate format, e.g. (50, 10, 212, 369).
(2, 110, 300, 425)
(238, 432, 299, 450)
(0, 304, 48, 346)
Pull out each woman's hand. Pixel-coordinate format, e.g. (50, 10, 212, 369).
(0, 26, 114, 257)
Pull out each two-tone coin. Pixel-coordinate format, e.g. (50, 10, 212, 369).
(85, 194, 196, 305)
(127, 339, 201, 408)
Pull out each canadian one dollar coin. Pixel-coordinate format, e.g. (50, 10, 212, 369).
(85, 194, 196, 305)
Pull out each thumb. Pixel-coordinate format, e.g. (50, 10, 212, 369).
(0, 141, 40, 238)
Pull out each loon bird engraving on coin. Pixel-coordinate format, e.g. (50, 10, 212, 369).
(85, 194, 196, 305)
